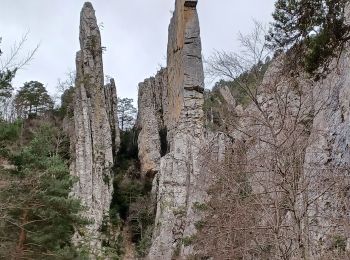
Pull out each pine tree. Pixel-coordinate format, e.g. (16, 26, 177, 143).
(268, 0, 350, 73)
(117, 98, 137, 131)
(0, 123, 87, 259)
(15, 81, 54, 118)
(268, 0, 323, 49)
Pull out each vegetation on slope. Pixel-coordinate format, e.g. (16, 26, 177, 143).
(109, 128, 155, 258)
(0, 119, 87, 259)
(268, 0, 350, 74)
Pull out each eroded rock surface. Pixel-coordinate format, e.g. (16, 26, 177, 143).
(137, 68, 168, 177)
(69, 2, 119, 252)
(136, 0, 207, 258)
(105, 78, 121, 160)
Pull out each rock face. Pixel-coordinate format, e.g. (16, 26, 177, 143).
(218, 85, 236, 109)
(193, 36, 350, 260)
(65, 0, 350, 258)
(165, 0, 204, 142)
(70, 2, 120, 252)
(150, 1, 205, 258)
(104, 78, 121, 160)
(236, 43, 350, 258)
(302, 41, 350, 254)
(137, 0, 207, 258)
(137, 68, 168, 177)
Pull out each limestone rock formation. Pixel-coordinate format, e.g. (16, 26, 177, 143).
(165, 0, 204, 141)
(69, 2, 119, 252)
(218, 85, 236, 109)
(137, 68, 168, 177)
(137, 0, 207, 258)
(105, 78, 121, 160)
(195, 35, 350, 259)
(149, 1, 205, 258)
(66, 1, 350, 258)
(303, 42, 350, 254)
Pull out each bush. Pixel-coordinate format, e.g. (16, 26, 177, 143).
(331, 235, 347, 252)
(128, 197, 155, 257)
(0, 120, 22, 143)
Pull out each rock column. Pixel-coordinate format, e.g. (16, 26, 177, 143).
(148, 0, 206, 258)
(70, 2, 117, 252)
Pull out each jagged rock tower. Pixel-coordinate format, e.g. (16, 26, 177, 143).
(137, 0, 206, 258)
(70, 2, 120, 251)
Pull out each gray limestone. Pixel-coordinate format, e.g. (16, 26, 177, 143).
(137, 69, 168, 177)
(69, 2, 119, 254)
(136, 0, 207, 258)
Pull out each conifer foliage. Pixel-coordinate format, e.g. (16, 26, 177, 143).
(268, 0, 350, 73)
(0, 122, 86, 259)
(15, 81, 54, 118)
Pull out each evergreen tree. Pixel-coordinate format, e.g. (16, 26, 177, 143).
(15, 81, 54, 117)
(268, 0, 350, 73)
(0, 123, 87, 259)
(268, 0, 323, 49)
(117, 98, 137, 131)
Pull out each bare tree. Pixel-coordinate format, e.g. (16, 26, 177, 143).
(0, 32, 39, 121)
(0, 32, 39, 72)
(54, 70, 76, 106)
(196, 21, 350, 260)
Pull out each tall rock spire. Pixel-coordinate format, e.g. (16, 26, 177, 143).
(70, 2, 118, 253)
(104, 78, 121, 161)
(147, 0, 206, 258)
(166, 0, 204, 140)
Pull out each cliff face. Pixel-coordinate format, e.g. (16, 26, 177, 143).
(194, 33, 350, 260)
(137, 68, 168, 177)
(66, 1, 350, 258)
(303, 42, 350, 254)
(137, 0, 209, 258)
(69, 2, 120, 251)
(166, 0, 204, 141)
(150, 1, 205, 258)
(137, 2, 350, 258)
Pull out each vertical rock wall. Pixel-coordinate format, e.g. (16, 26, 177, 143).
(137, 68, 168, 177)
(105, 78, 121, 160)
(136, 0, 207, 258)
(302, 39, 350, 254)
(166, 0, 204, 141)
(137, 2, 350, 258)
(70, 2, 120, 252)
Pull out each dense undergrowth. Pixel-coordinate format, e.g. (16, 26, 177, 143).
(108, 129, 155, 258)
(0, 117, 87, 259)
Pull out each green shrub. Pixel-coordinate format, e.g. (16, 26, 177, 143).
(135, 226, 153, 257)
(129, 197, 155, 257)
(194, 220, 206, 230)
(193, 202, 209, 211)
(182, 235, 196, 247)
(0, 120, 22, 143)
(331, 235, 347, 252)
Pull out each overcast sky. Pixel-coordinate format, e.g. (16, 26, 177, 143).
(0, 0, 276, 103)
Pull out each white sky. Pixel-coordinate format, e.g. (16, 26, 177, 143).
(0, 0, 276, 103)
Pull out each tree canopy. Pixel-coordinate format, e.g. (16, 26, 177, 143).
(117, 98, 137, 131)
(0, 122, 87, 259)
(15, 81, 54, 117)
(268, 0, 350, 73)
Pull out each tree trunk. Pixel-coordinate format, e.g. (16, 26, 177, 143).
(13, 209, 28, 260)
